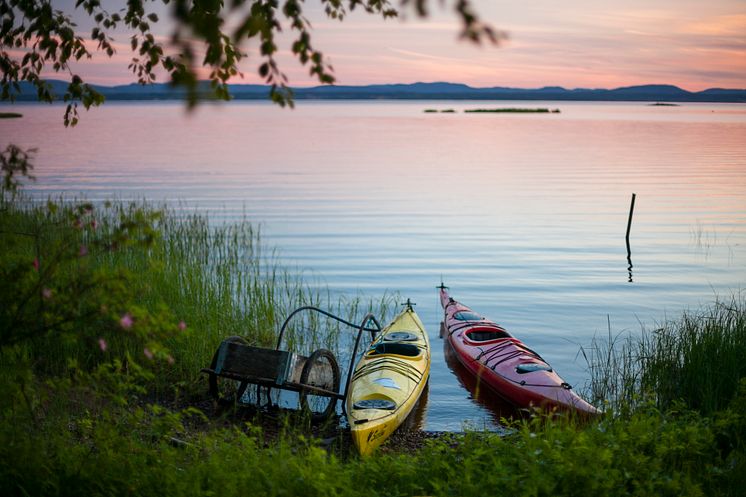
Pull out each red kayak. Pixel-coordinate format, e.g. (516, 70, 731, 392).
(439, 286, 599, 416)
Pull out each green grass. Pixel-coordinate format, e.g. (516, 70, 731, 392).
(1, 392, 743, 497)
(583, 297, 746, 415)
(0, 195, 397, 396)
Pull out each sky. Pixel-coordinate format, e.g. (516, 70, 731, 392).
(51, 0, 746, 90)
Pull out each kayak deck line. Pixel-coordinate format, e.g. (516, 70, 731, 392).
(350, 357, 424, 384)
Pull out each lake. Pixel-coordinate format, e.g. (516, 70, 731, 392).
(3, 100, 746, 430)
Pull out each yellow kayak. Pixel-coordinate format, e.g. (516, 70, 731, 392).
(346, 303, 431, 455)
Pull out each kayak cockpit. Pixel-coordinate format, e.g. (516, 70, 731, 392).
(367, 342, 421, 358)
(453, 311, 483, 321)
(464, 326, 512, 342)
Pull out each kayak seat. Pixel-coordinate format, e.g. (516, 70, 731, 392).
(466, 328, 512, 342)
(368, 342, 421, 358)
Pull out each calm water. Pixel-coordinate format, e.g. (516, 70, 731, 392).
(3, 100, 746, 430)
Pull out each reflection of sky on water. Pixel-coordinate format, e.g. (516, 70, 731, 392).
(3, 100, 745, 430)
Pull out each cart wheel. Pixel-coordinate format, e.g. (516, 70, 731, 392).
(299, 349, 340, 421)
(208, 335, 250, 406)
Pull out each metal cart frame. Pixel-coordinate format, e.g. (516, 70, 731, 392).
(202, 306, 381, 421)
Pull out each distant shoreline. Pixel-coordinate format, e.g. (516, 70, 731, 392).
(8, 81, 746, 103)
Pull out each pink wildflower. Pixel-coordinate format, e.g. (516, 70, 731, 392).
(178, 320, 187, 331)
(143, 347, 154, 360)
(79, 245, 88, 257)
(73, 218, 83, 230)
(167, 355, 175, 365)
(42, 288, 52, 300)
(90, 219, 97, 229)
(119, 312, 133, 329)
(98, 338, 108, 352)
(32, 258, 39, 271)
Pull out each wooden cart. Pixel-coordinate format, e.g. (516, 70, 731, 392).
(202, 307, 381, 421)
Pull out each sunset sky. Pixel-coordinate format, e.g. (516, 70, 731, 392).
(58, 0, 746, 91)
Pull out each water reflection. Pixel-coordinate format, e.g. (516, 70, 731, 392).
(627, 240, 634, 283)
(442, 336, 519, 425)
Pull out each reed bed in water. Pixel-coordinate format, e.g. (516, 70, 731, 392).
(583, 296, 746, 415)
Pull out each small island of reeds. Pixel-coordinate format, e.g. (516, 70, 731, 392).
(649, 102, 679, 106)
(464, 108, 561, 113)
(423, 109, 456, 113)
(0, 112, 23, 118)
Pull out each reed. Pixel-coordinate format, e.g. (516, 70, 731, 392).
(583, 296, 746, 415)
(0, 195, 397, 393)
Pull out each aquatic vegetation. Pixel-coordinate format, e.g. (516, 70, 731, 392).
(0, 112, 22, 118)
(583, 297, 746, 415)
(464, 108, 560, 113)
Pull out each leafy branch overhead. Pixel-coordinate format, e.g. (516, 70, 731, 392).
(0, 0, 504, 125)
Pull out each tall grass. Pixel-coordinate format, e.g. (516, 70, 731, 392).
(1, 195, 397, 394)
(584, 297, 746, 415)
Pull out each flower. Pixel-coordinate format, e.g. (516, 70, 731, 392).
(98, 338, 108, 352)
(143, 347, 154, 360)
(32, 258, 39, 271)
(90, 219, 97, 229)
(167, 355, 175, 365)
(119, 313, 133, 329)
(73, 218, 83, 230)
(178, 320, 187, 331)
(42, 288, 52, 300)
(79, 245, 88, 257)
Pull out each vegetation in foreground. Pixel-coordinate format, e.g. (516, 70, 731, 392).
(1, 149, 744, 496)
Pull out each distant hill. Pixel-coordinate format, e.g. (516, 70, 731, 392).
(9, 81, 746, 102)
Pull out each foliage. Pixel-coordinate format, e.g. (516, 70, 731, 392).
(1, 143, 35, 195)
(0, 0, 504, 125)
(1, 386, 744, 496)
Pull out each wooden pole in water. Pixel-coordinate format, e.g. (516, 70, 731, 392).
(626, 193, 636, 242)
(626, 193, 636, 283)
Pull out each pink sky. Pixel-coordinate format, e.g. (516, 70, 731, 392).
(56, 0, 746, 90)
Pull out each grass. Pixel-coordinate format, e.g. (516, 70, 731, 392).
(0, 195, 397, 397)
(583, 296, 746, 415)
(1, 390, 743, 497)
